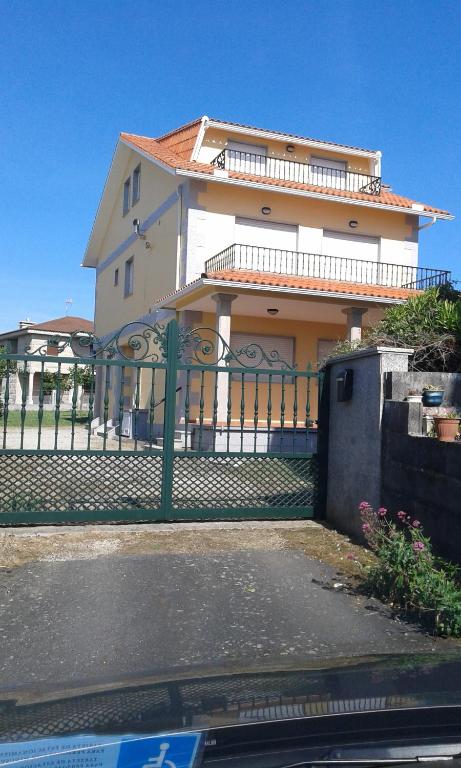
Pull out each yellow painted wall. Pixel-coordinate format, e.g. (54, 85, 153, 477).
(195, 181, 410, 241)
(199, 127, 374, 174)
(98, 152, 179, 261)
(94, 157, 180, 337)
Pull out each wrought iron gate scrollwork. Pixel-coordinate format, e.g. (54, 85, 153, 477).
(0, 319, 322, 524)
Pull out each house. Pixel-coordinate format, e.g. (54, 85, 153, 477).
(0, 316, 94, 410)
(82, 116, 453, 436)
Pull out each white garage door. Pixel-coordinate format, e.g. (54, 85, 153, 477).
(322, 230, 380, 284)
(235, 218, 298, 273)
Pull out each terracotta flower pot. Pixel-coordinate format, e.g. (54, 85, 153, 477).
(433, 417, 460, 442)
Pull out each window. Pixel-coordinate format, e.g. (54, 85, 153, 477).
(230, 332, 295, 380)
(310, 155, 347, 172)
(114, 268, 119, 286)
(310, 155, 347, 190)
(123, 178, 131, 215)
(227, 140, 267, 174)
(132, 164, 141, 205)
(124, 257, 134, 297)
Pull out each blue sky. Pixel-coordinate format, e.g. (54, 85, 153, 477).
(0, 0, 459, 332)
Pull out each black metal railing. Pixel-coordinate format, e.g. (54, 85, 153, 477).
(212, 149, 382, 195)
(205, 244, 451, 291)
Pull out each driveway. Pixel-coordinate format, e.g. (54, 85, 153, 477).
(0, 522, 451, 690)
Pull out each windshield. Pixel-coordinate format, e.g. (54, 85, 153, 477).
(1, 3, 461, 768)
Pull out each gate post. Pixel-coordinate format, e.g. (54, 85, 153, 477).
(160, 318, 179, 520)
(316, 368, 330, 519)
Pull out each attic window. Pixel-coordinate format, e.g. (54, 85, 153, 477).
(123, 177, 131, 216)
(132, 164, 141, 205)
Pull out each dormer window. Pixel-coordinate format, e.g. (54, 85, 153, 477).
(227, 140, 267, 175)
(310, 156, 347, 190)
(310, 156, 347, 172)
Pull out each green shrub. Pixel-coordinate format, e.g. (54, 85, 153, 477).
(327, 286, 461, 371)
(357, 501, 461, 636)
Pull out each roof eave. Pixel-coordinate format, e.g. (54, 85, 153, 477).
(152, 277, 408, 311)
(175, 169, 453, 220)
(119, 137, 177, 175)
(206, 118, 380, 158)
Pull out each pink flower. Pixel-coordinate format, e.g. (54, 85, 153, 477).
(359, 501, 370, 511)
(412, 520, 421, 528)
(378, 507, 387, 517)
(397, 511, 406, 521)
(413, 541, 425, 553)
(362, 523, 371, 533)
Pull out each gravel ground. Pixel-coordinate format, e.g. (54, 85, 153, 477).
(0, 520, 373, 574)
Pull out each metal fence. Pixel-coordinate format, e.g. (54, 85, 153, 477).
(205, 244, 451, 291)
(0, 320, 322, 524)
(212, 148, 382, 195)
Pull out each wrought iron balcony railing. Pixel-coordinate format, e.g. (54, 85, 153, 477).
(211, 148, 382, 195)
(205, 244, 451, 291)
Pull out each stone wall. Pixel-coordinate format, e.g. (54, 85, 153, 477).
(324, 347, 412, 539)
(382, 400, 461, 564)
(385, 371, 461, 406)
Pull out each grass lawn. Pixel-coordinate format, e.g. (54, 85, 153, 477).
(3, 411, 89, 428)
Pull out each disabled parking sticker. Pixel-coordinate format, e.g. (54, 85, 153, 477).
(0, 732, 203, 768)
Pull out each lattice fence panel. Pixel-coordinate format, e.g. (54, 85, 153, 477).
(0, 453, 164, 518)
(172, 455, 318, 510)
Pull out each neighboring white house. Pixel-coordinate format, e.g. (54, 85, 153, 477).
(0, 316, 93, 410)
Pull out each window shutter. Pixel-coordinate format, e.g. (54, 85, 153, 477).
(230, 332, 294, 375)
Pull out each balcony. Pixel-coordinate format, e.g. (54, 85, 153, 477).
(211, 148, 382, 195)
(205, 244, 451, 291)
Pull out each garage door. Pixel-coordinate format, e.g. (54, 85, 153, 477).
(322, 231, 379, 284)
(235, 218, 298, 273)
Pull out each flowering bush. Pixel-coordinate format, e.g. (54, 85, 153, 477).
(358, 502, 461, 637)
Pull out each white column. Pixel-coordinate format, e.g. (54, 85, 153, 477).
(212, 293, 237, 423)
(14, 373, 22, 405)
(342, 307, 368, 342)
(27, 370, 34, 405)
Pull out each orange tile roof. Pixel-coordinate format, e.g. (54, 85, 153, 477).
(120, 132, 211, 173)
(156, 118, 202, 160)
(206, 269, 420, 301)
(119, 123, 451, 217)
(31, 316, 94, 333)
(224, 170, 449, 215)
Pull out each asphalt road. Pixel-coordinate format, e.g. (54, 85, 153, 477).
(0, 550, 441, 689)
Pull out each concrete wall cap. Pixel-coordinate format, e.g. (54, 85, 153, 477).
(325, 345, 414, 366)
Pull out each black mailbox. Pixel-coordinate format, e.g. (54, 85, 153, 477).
(337, 369, 354, 401)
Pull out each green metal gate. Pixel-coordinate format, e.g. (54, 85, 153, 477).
(0, 319, 322, 524)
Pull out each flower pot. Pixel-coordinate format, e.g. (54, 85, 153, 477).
(405, 395, 422, 403)
(422, 390, 444, 407)
(433, 417, 460, 442)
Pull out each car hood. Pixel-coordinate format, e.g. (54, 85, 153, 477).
(2, 652, 461, 741)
